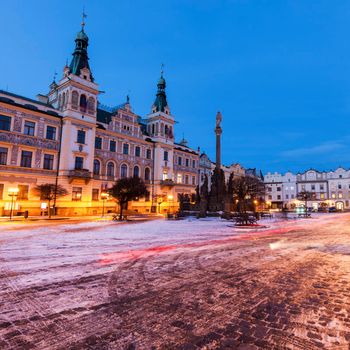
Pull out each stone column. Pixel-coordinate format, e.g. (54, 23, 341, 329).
(215, 126, 222, 170)
(214, 111, 223, 170)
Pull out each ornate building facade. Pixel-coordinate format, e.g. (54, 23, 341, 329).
(0, 23, 202, 216)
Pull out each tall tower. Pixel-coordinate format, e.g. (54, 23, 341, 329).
(52, 14, 99, 177)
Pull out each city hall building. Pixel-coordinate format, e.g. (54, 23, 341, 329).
(0, 23, 201, 216)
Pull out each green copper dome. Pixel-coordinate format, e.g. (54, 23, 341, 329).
(76, 29, 88, 42)
(158, 75, 166, 87)
(153, 74, 168, 112)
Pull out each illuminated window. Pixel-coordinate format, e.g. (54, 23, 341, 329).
(162, 171, 168, 180)
(177, 174, 182, 183)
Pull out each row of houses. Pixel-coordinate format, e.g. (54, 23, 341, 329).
(264, 168, 350, 211)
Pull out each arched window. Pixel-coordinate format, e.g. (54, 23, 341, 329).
(93, 159, 100, 175)
(160, 123, 164, 135)
(121, 164, 128, 178)
(152, 124, 155, 135)
(145, 167, 150, 181)
(107, 162, 115, 177)
(133, 166, 140, 178)
(156, 123, 159, 134)
(87, 97, 95, 114)
(165, 125, 169, 136)
(80, 94, 87, 113)
(72, 91, 79, 109)
(58, 95, 62, 110)
(65, 91, 69, 107)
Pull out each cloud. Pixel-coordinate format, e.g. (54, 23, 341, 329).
(280, 141, 345, 158)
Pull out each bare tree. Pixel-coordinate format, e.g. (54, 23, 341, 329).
(109, 177, 149, 219)
(232, 175, 265, 214)
(32, 183, 68, 218)
(297, 191, 314, 211)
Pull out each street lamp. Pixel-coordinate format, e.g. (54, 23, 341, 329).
(8, 187, 19, 220)
(101, 191, 109, 218)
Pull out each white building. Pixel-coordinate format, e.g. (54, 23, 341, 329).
(264, 167, 350, 211)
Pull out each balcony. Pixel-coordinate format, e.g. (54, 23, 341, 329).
(160, 179, 175, 187)
(68, 169, 92, 184)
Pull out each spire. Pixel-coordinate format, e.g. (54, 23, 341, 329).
(68, 10, 93, 81)
(152, 64, 168, 112)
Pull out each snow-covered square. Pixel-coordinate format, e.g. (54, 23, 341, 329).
(1, 214, 350, 349)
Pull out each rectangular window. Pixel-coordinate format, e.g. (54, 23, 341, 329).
(135, 146, 141, 157)
(291, 194, 294, 199)
(24, 120, 35, 136)
(311, 185, 315, 190)
(18, 185, 29, 200)
(164, 151, 168, 161)
(20, 151, 32, 168)
(0, 184, 3, 200)
(0, 147, 8, 165)
(186, 158, 189, 167)
(162, 171, 168, 180)
(338, 184, 342, 189)
(0, 115, 11, 131)
(46, 126, 56, 140)
(110, 140, 116, 152)
(185, 175, 189, 184)
(320, 193, 325, 199)
(268, 195, 272, 200)
(178, 157, 182, 166)
(177, 174, 182, 183)
(331, 193, 336, 199)
(77, 130, 86, 144)
(277, 187, 281, 191)
(267, 187, 272, 192)
(123, 143, 129, 155)
(192, 176, 196, 185)
(146, 149, 151, 159)
(192, 160, 196, 168)
(43, 154, 54, 170)
(320, 185, 324, 191)
(277, 195, 281, 200)
(339, 192, 343, 198)
(75, 156, 84, 170)
(72, 187, 82, 201)
(286, 194, 289, 199)
(95, 137, 102, 149)
(92, 189, 99, 201)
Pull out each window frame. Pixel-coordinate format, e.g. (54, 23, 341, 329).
(23, 120, 36, 136)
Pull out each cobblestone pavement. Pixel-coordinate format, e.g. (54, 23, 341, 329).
(1, 214, 350, 349)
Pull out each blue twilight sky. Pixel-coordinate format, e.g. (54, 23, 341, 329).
(1, 0, 350, 174)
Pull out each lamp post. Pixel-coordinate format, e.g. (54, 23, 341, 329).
(101, 191, 108, 218)
(8, 188, 19, 220)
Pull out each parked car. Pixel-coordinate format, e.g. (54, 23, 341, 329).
(328, 206, 337, 212)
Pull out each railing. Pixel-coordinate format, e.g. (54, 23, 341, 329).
(68, 169, 92, 179)
(160, 179, 175, 187)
